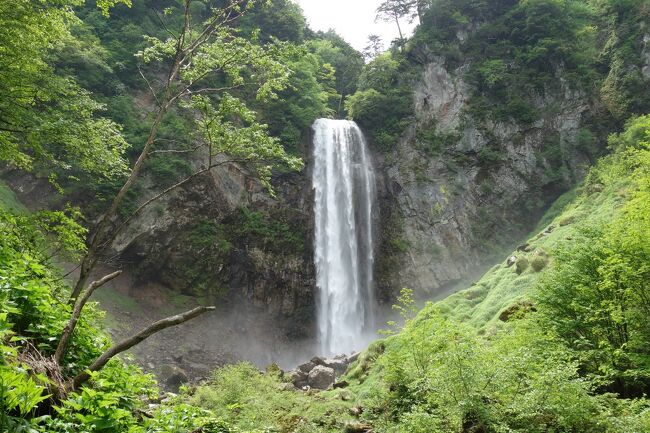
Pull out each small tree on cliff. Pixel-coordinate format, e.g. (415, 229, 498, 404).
(375, 0, 428, 42)
(376, 0, 409, 41)
(364, 34, 385, 60)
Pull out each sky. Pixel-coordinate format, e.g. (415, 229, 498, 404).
(294, 0, 416, 52)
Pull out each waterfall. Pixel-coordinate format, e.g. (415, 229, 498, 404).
(312, 118, 377, 356)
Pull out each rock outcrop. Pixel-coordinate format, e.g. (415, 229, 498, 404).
(307, 365, 335, 390)
(374, 56, 597, 300)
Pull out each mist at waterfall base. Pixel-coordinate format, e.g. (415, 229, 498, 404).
(312, 119, 379, 357)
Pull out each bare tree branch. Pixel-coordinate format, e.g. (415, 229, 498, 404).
(138, 65, 160, 107)
(105, 157, 252, 248)
(70, 306, 216, 389)
(153, 8, 179, 41)
(55, 271, 123, 364)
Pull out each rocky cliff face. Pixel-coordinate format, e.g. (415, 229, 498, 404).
(374, 58, 597, 300)
(110, 154, 316, 339)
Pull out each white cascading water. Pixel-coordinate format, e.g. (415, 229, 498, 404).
(312, 118, 377, 357)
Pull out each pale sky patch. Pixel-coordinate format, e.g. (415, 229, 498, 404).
(294, 0, 416, 52)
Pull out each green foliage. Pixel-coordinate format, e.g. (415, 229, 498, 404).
(529, 251, 548, 272)
(535, 115, 650, 397)
(0, 365, 49, 420)
(381, 288, 418, 336)
(597, 0, 650, 118)
(262, 43, 335, 153)
(0, 181, 26, 213)
(43, 361, 156, 433)
(515, 255, 529, 274)
(0, 211, 107, 373)
(0, 206, 242, 433)
(188, 92, 303, 194)
(408, 0, 604, 125)
(366, 310, 647, 432)
(164, 220, 232, 296)
(311, 31, 365, 99)
(0, 0, 129, 180)
(346, 53, 414, 152)
(239, 0, 306, 43)
(414, 124, 461, 157)
(190, 362, 354, 432)
(233, 207, 305, 254)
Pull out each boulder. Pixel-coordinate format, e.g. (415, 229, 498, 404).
(506, 256, 517, 267)
(277, 383, 295, 391)
(516, 243, 531, 252)
(344, 422, 373, 432)
(347, 352, 360, 364)
(160, 364, 189, 391)
(308, 365, 335, 390)
(349, 406, 363, 416)
(323, 357, 348, 375)
(288, 369, 308, 388)
(310, 356, 326, 366)
(333, 380, 349, 389)
(297, 361, 316, 373)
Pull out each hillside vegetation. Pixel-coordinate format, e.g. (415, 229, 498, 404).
(1, 0, 650, 432)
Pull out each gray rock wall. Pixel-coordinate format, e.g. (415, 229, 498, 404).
(375, 59, 596, 300)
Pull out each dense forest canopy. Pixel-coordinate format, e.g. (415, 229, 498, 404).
(1, 0, 650, 432)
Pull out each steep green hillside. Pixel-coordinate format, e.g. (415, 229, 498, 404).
(437, 177, 622, 331)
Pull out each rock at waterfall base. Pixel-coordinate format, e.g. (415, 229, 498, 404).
(308, 365, 335, 390)
(288, 369, 308, 388)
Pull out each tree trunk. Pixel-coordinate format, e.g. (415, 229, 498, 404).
(55, 271, 122, 364)
(394, 11, 404, 40)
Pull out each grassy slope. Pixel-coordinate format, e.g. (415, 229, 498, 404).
(332, 149, 635, 416)
(435, 178, 627, 332)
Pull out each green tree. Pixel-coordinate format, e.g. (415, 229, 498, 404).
(363, 34, 384, 61)
(311, 31, 364, 99)
(375, 0, 413, 41)
(536, 115, 650, 397)
(346, 52, 414, 151)
(0, 0, 130, 181)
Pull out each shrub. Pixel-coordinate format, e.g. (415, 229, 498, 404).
(530, 252, 548, 272)
(515, 256, 529, 274)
